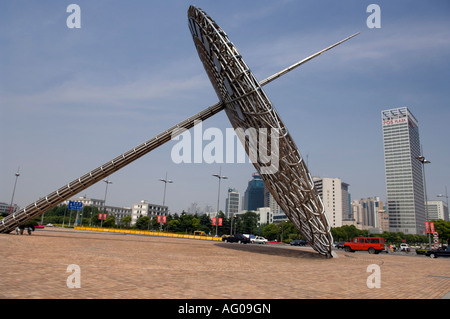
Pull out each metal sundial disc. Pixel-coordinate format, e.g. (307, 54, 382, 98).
(188, 6, 333, 257)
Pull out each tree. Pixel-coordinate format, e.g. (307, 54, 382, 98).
(283, 221, 302, 241)
(121, 216, 132, 228)
(241, 211, 258, 234)
(135, 216, 150, 230)
(433, 219, 450, 246)
(167, 219, 180, 233)
(103, 215, 116, 228)
(261, 223, 279, 241)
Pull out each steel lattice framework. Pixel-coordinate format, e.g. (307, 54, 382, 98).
(1, 6, 358, 257)
(188, 6, 333, 256)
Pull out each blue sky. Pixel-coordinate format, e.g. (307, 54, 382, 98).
(1, 0, 449, 214)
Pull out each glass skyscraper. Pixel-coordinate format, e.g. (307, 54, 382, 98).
(243, 173, 265, 211)
(381, 107, 425, 234)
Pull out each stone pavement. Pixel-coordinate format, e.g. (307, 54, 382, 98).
(0, 228, 449, 299)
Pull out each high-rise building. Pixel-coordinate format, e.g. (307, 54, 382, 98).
(382, 107, 425, 234)
(359, 197, 382, 228)
(225, 188, 240, 218)
(341, 182, 351, 220)
(313, 177, 348, 228)
(243, 172, 265, 211)
(264, 185, 282, 215)
(426, 200, 449, 221)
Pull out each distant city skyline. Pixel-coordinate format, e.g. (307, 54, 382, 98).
(1, 1, 449, 217)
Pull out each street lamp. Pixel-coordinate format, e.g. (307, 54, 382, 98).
(159, 172, 173, 232)
(212, 167, 227, 236)
(416, 155, 431, 248)
(9, 167, 20, 214)
(101, 178, 113, 228)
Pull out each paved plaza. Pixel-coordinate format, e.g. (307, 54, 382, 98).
(0, 228, 449, 299)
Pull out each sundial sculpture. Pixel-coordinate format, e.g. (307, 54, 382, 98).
(1, 6, 358, 257)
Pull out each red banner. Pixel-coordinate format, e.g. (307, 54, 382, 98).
(218, 218, 223, 226)
(430, 222, 435, 233)
(212, 217, 216, 226)
(425, 221, 429, 233)
(98, 213, 107, 220)
(157, 216, 166, 223)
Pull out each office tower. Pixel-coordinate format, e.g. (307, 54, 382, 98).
(225, 188, 240, 218)
(264, 185, 282, 215)
(382, 107, 425, 234)
(313, 177, 346, 228)
(341, 182, 351, 220)
(359, 197, 382, 228)
(350, 198, 388, 231)
(426, 201, 449, 221)
(243, 172, 265, 211)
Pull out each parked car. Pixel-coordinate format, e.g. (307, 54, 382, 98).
(400, 243, 410, 252)
(251, 236, 268, 244)
(290, 239, 307, 246)
(222, 234, 251, 244)
(343, 237, 386, 254)
(425, 249, 450, 258)
(334, 242, 345, 249)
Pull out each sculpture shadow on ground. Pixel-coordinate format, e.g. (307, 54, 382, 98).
(215, 242, 328, 259)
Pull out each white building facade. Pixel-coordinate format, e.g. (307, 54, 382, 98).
(313, 177, 344, 228)
(426, 200, 449, 221)
(131, 200, 168, 225)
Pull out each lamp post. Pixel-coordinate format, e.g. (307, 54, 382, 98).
(101, 178, 112, 228)
(416, 155, 431, 248)
(9, 167, 20, 214)
(159, 173, 173, 232)
(212, 167, 227, 236)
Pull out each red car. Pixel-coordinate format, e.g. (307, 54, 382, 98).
(343, 237, 385, 254)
